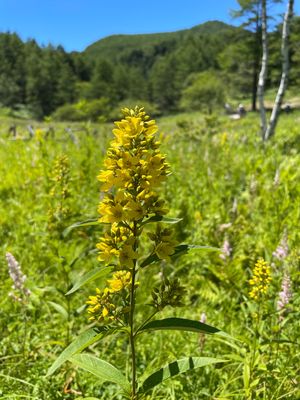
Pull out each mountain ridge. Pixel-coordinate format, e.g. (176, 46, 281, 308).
(83, 20, 241, 60)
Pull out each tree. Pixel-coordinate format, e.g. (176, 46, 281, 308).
(289, 16, 300, 87)
(218, 33, 255, 98)
(89, 59, 116, 100)
(24, 40, 44, 117)
(264, 0, 294, 140)
(0, 33, 25, 107)
(257, 0, 268, 134)
(232, 0, 263, 111)
(150, 54, 182, 112)
(180, 71, 225, 114)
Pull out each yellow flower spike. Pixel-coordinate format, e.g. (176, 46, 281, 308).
(249, 258, 272, 301)
(90, 106, 175, 327)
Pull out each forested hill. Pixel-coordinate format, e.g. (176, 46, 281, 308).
(84, 21, 239, 61)
(0, 17, 299, 120)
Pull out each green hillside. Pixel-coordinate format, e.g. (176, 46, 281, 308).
(84, 20, 241, 61)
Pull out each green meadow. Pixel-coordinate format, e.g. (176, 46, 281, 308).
(0, 109, 299, 399)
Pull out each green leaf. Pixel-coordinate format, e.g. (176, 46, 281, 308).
(139, 317, 228, 337)
(173, 244, 220, 257)
(140, 253, 160, 268)
(141, 215, 183, 226)
(47, 301, 68, 320)
(46, 327, 114, 376)
(66, 265, 113, 295)
(63, 218, 99, 238)
(69, 247, 97, 269)
(138, 357, 227, 394)
(70, 353, 130, 393)
(0, 372, 34, 387)
(141, 244, 219, 268)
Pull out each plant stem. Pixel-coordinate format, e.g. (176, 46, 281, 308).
(129, 268, 137, 399)
(22, 305, 28, 362)
(249, 303, 261, 400)
(129, 222, 138, 399)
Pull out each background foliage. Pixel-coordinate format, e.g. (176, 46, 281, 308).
(0, 17, 300, 120)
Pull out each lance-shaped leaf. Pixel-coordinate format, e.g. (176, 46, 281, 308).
(138, 357, 227, 394)
(141, 215, 183, 226)
(141, 244, 219, 268)
(69, 247, 97, 269)
(47, 301, 68, 320)
(47, 327, 110, 376)
(70, 353, 130, 393)
(66, 265, 113, 295)
(63, 218, 99, 238)
(139, 317, 228, 337)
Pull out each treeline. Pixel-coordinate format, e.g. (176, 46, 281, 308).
(0, 18, 299, 120)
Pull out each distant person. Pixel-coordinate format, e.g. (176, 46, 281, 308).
(237, 104, 246, 117)
(282, 103, 292, 113)
(8, 124, 17, 138)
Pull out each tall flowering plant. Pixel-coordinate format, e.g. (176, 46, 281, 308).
(48, 107, 225, 399)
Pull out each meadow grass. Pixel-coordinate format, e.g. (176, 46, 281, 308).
(0, 110, 299, 399)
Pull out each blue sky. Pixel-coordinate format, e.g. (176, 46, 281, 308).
(0, 0, 298, 52)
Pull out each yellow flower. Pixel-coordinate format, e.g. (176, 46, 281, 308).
(194, 211, 202, 222)
(98, 202, 126, 224)
(249, 258, 272, 300)
(35, 128, 44, 142)
(125, 199, 145, 221)
(119, 245, 138, 269)
(96, 241, 119, 263)
(155, 241, 176, 262)
(107, 270, 132, 293)
(117, 152, 140, 170)
(86, 288, 116, 322)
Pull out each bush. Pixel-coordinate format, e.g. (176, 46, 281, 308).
(52, 98, 111, 122)
(180, 71, 226, 114)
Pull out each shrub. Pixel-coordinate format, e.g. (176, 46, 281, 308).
(180, 71, 226, 114)
(52, 98, 111, 122)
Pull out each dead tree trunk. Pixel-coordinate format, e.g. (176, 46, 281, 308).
(257, 0, 268, 137)
(264, 0, 294, 141)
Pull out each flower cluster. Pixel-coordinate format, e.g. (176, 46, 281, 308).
(273, 233, 288, 261)
(89, 107, 180, 324)
(6, 252, 31, 302)
(87, 270, 132, 322)
(249, 258, 272, 300)
(277, 273, 292, 315)
(147, 225, 178, 262)
(96, 107, 174, 269)
(151, 278, 186, 311)
(48, 154, 71, 231)
(219, 238, 232, 261)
